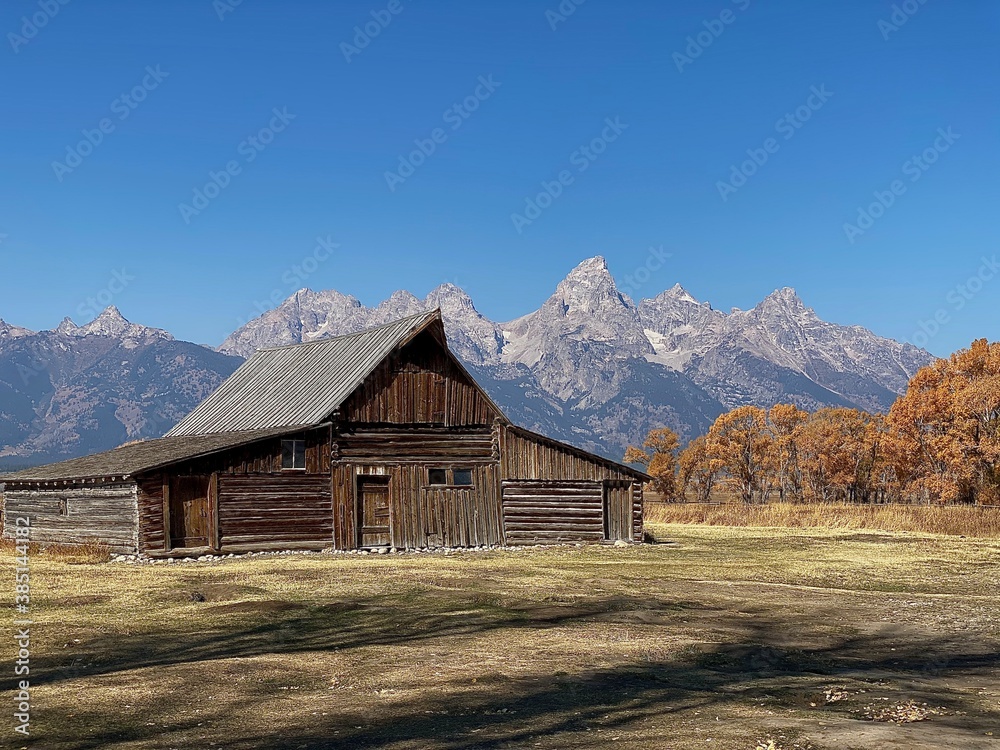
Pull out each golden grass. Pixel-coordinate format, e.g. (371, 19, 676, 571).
(0, 537, 113, 564)
(646, 501, 1000, 537)
(3, 528, 999, 748)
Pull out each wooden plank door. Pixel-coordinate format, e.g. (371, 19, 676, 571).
(603, 481, 633, 542)
(169, 475, 211, 549)
(357, 477, 391, 548)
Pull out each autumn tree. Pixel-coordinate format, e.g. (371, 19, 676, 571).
(678, 434, 722, 502)
(767, 404, 808, 502)
(796, 408, 881, 502)
(706, 405, 772, 503)
(624, 427, 681, 500)
(888, 339, 1000, 504)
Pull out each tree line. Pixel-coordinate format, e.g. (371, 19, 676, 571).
(626, 339, 1000, 505)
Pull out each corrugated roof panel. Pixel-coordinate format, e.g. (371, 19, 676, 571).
(167, 310, 440, 437)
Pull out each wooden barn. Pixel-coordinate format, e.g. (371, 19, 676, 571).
(0, 311, 648, 555)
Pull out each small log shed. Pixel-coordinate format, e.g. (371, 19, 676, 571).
(0, 310, 649, 555)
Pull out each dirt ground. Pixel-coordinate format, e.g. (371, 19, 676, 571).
(3, 524, 999, 749)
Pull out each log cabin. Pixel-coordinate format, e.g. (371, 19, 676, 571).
(0, 310, 648, 555)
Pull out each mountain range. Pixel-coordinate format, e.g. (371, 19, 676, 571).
(0, 257, 933, 470)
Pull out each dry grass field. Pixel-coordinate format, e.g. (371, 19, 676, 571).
(3, 524, 1000, 750)
(647, 501, 1000, 538)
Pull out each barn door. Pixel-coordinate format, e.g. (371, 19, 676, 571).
(603, 481, 633, 543)
(357, 476, 391, 548)
(169, 475, 211, 549)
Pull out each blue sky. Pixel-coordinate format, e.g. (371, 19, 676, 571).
(1, 0, 997, 356)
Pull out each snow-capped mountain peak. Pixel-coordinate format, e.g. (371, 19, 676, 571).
(54, 306, 173, 346)
(0, 319, 34, 340)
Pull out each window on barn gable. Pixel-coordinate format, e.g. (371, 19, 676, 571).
(281, 440, 306, 471)
(428, 468, 447, 486)
(452, 469, 473, 486)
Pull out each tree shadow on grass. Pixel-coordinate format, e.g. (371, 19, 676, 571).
(11, 595, 1000, 750)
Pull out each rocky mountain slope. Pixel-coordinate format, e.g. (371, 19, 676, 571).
(0, 308, 241, 470)
(220, 257, 934, 457)
(1, 258, 934, 469)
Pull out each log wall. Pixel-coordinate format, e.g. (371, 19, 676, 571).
(2, 484, 138, 554)
(499, 426, 645, 543)
(217, 475, 331, 549)
(502, 480, 604, 545)
(137, 474, 166, 554)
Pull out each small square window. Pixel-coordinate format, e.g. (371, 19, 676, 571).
(453, 469, 473, 486)
(281, 440, 306, 470)
(428, 469, 447, 485)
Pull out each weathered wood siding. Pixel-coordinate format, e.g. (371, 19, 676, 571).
(502, 480, 604, 545)
(162, 430, 330, 476)
(137, 474, 166, 554)
(217, 475, 332, 549)
(332, 427, 501, 549)
(341, 332, 498, 427)
(2, 484, 138, 554)
(136, 428, 332, 553)
(499, 426, 641, 483)
(499, 426, 645, 543)
(632, 483, 643, 542)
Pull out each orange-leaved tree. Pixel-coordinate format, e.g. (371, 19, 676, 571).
(706, 405, 772, 503)
(888, 339, 1000, 504)
(678, 434, 723, 502)
(624, 427, 681, 500)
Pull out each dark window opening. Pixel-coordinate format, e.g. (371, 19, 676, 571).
(452, 469, 473, 486)
(428, 468, 448, 485)
(281, 439, 306, 470)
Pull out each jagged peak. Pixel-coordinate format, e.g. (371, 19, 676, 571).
(96, 305, 127, 322)
(768, 286, 800, 299)
(0, 319, 35, 337)
(552, 255, 631, 311)
(757, 287, 809, 313)
(428, 282, 470, 298)
(565, 256, 610, 278)
(385, 289, 422, 303)
(665, 283, 699, 304)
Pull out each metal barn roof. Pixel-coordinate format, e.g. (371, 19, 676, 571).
(167, 309, 442, 437)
